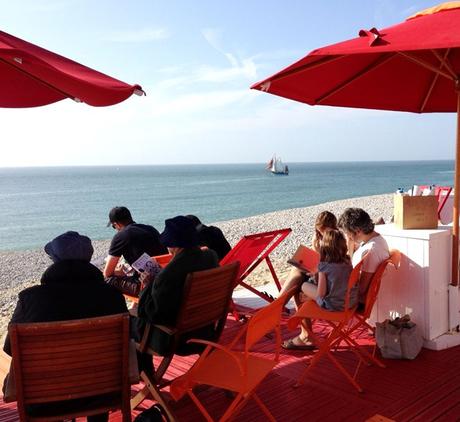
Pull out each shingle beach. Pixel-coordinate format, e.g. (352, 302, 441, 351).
(0, 193, 393, 337)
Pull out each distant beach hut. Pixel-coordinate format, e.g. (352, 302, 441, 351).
(252, 2, 460, 285)
(0, 29, 144, 107)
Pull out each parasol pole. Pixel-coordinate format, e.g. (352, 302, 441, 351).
(453, 89, 460, 286)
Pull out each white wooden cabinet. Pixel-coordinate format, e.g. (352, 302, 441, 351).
(370, 224, 455, 348)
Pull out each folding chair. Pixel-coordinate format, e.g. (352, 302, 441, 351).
(8, 313, 132, 422)
(287, 260, 365, 392)
(435, 186, 452, 219)
(169, 290, 291, 422)
(131, 262, 240, 415)
(220, 229, 291, 317)
(343, 249, 401, 369)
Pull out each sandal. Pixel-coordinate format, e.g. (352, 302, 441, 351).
(282, 336, 316, 350)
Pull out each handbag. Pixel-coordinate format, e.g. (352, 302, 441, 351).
(375, 315, 423, 360)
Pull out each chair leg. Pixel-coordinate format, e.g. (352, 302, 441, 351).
(140, 372, 178, 422)
(252, 392, 276, 422)
(188, 390, 216, 422)
(295, 325, 364, 393)
(130, 382, 150, 409)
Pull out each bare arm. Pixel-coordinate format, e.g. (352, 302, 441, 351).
(317, 272, 327, 298)
(103, 255, 121, 278)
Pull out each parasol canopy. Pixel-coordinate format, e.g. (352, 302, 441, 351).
(251, 2, 460, 285)
(0, 29, 144, 108)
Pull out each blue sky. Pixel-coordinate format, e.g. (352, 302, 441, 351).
(0, 0, 455, 166)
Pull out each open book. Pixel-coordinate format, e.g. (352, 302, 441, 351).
(287, 244, 320, 274)
(131, 253, 162, 278)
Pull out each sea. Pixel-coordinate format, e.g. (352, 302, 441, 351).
(0, 160, 454, 252)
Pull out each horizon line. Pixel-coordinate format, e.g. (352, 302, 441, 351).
(0, 158, 454, 170)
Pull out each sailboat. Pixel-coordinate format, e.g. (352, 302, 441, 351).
(266, 155, 289, 175)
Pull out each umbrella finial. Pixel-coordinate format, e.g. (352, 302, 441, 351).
(358, 28, 381, 46)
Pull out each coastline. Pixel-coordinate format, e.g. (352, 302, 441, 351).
(0, 193, 393, 337)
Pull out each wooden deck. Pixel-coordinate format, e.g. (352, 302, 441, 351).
(1, 313, 460, 421)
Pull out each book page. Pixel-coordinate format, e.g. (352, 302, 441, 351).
(287, 244, 320, 273)
(131, 253, 161, 277)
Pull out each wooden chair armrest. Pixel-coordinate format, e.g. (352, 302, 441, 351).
(151, 324, 177, 336)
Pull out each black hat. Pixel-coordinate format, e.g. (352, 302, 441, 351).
(107, 206, 133, 227)
(44, 231, 94, 263)
(160, 216, 199, 248)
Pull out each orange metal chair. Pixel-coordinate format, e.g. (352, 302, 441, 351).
(342, 250, 401, 369)
(220, 229, 291, 317)
(169, 290, 291, 422)
(131, 263, 239, 416)
(287, 260, 365, 392)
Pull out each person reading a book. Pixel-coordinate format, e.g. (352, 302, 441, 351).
(338, 207, 390, 304)
(283, 229, 353, 350)
(134, 216, 220, 374)
(279, 211, 337, 300)
(103, 206, 167, 297)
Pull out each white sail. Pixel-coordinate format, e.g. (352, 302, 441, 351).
(267, 155, 288, 175)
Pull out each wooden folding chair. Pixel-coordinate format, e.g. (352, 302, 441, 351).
(220, 229, 291, 317)
(131, 262, 240, 416)
(8, 313, 131, 422)
(287, 260, 365, 392)
(169, 290, 291, 422)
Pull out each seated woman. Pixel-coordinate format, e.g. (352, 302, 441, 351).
(338, 208, 390, 304)
(279, 210, 337, 302)
(283, 229, 353, 349)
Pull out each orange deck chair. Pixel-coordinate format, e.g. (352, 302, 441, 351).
(341, 250, 401, 370)
(169, 290, 292, 422)
(287, 260, 366, 392)
(130, 263, 239, 415)
(220, 229, 291, 317)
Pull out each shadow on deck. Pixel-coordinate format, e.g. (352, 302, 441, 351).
(1, 313, 459, 422)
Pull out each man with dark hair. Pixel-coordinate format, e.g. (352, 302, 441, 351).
(104, 206, 167, 296)
(185, 215, 231, 260)
(338, 208, 390, 303)
(4, 231, 127, 422)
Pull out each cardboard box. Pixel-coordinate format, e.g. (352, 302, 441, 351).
(394, 194, 438, 229)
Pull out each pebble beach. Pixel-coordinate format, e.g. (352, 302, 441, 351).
(0, 193, 393, 338)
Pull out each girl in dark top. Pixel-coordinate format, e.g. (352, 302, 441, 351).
(283, 229, 352, 350)
(302, 229, 353, 311)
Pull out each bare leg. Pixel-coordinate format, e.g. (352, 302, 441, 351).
(296, 282, 318, 340)
(279, 267, 305, 300)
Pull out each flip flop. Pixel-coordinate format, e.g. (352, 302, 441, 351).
(282, 336, 316, 350)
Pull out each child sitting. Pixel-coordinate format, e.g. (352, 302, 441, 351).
(283, 229, 353, 350)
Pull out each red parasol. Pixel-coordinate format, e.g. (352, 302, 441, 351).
(0, 30, 144, 108)
(252, 2, 460, 285)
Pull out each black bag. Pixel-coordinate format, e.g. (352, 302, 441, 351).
(134, 404, 168, 422)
